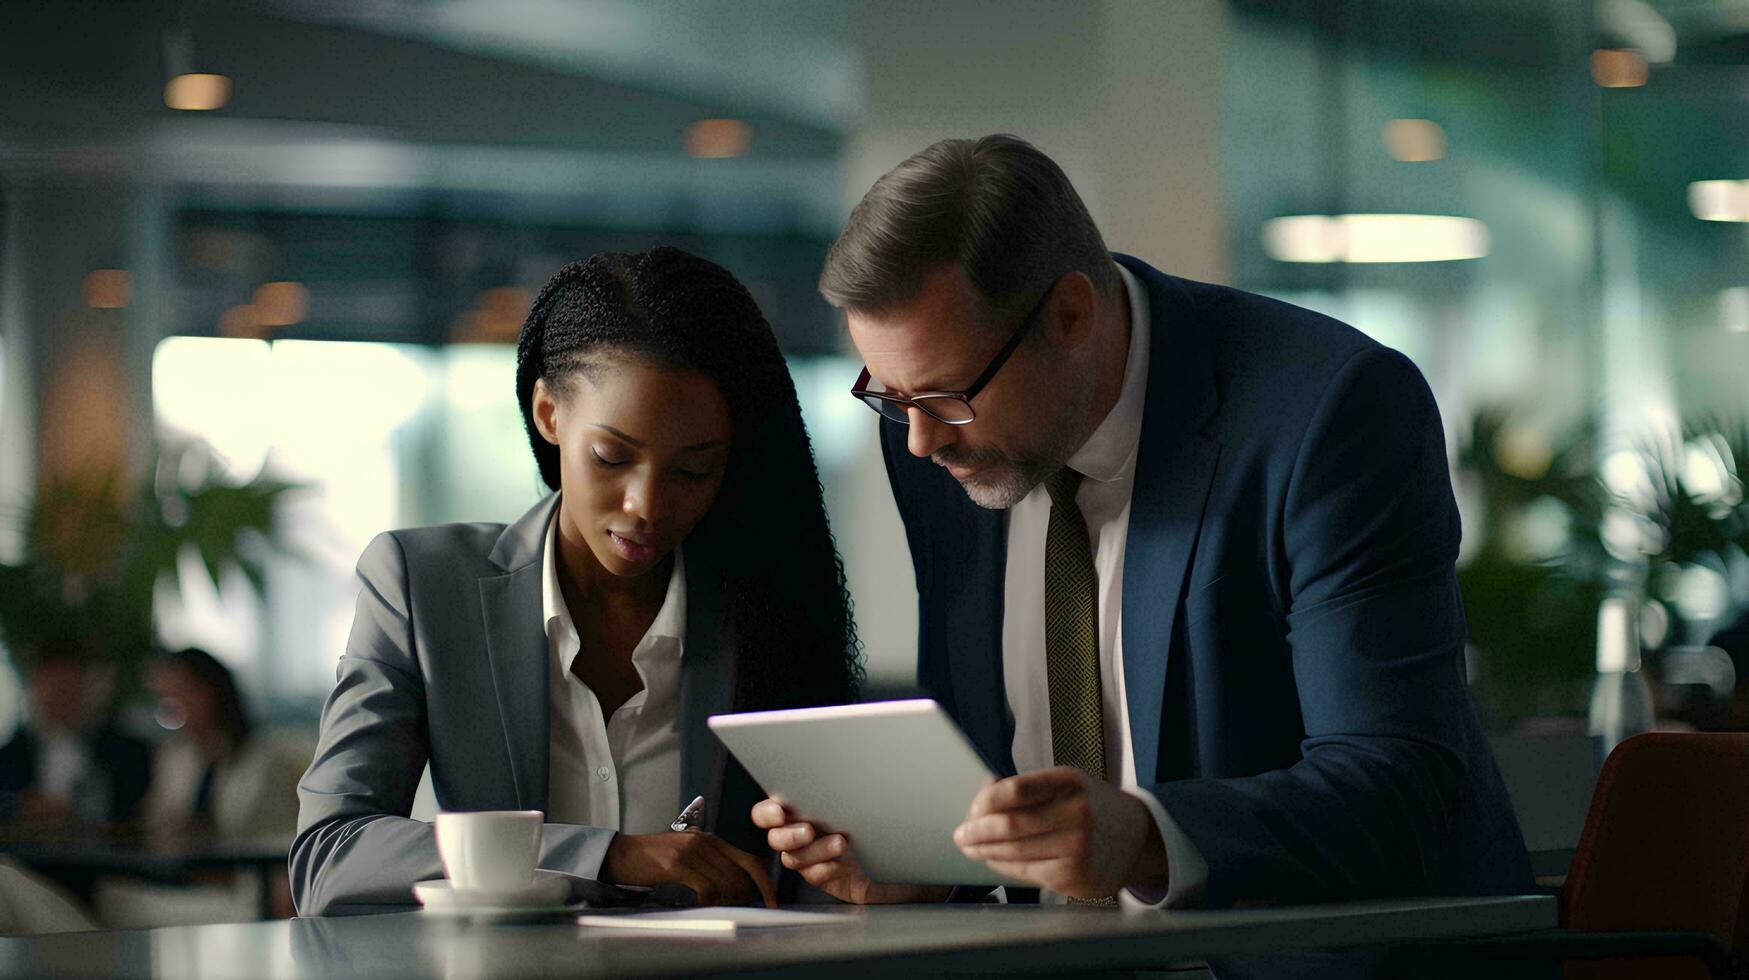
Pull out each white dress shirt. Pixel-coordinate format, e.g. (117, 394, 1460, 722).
(35, 732, 89, 803)
(140, 737, 302, 841)
(1001, 263, 1208, 907)
(542, 509, 686, 835)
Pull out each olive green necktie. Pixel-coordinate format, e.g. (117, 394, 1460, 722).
(1043, 468, 1118, 906)
(1044, 467, 1106, 781)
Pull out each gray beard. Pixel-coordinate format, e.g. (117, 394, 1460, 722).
(935, 375, 1096, 510)
(954, 456, 1054, 510)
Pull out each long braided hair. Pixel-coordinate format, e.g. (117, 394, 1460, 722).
(514, 246, 862, 710)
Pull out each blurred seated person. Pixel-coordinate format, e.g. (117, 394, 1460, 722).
(139, 648, 300, 843)
(94, 648, 301, 926)
(0, 645, 151, 831)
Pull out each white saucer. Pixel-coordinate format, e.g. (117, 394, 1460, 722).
(414, 869, 574, 919)
(417, 902, 582, 923)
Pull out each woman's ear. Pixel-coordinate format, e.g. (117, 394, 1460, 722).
(531, 379, 563, 446)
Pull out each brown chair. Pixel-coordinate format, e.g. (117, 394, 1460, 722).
(1384, 732, 1749, 979)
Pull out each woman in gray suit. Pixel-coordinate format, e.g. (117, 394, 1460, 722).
(292, 247, 862, 915)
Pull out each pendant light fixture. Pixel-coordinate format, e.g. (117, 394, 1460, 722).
(162, 5, 230, 112)
(1261, 3, 1490, 265)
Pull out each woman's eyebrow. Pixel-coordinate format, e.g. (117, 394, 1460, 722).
(593, 423, 726, 453)
(591, 423, 643, 446)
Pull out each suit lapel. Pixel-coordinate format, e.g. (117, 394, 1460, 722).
(945, 502, 1014, 776)
(678, 555, 735, 829)
(1123, 435, 1219, 785)
(479, 497, 734, 825)
(1117, 257, 1222, 786)
(479, 568, 549, 810)
(880, 420, 1015, 776)
(478, 495, 560, 812)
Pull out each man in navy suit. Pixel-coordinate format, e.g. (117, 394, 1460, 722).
(757, 133, 1530, 926)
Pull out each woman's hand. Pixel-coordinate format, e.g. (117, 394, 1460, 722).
(752, 798, 950, 905)
(602, 831, 777, 908)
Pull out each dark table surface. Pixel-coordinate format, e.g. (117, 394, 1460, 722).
(0, 894, 1556, 979)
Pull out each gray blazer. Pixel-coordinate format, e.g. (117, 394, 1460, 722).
(290, 495, 749, 916)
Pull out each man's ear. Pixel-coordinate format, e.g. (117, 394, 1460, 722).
(1045, 271, 1099, 352)
(531, 379, 563, 446)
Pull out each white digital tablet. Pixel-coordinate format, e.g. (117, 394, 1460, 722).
(708, 699, 1024, 886)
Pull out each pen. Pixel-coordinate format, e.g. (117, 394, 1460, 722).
(671, 795, 706, 832)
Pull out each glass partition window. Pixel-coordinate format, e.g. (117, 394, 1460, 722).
(152, 338, 537, 708)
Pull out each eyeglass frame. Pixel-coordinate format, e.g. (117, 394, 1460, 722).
(848, 282, 1056, 427)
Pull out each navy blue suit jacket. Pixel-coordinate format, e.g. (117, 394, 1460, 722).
(881, 255, 1531, 906)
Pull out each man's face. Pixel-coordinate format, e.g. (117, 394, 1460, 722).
(846, 266, 1092, 509)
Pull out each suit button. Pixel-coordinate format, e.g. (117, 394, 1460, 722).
(596, 766, 611, 782)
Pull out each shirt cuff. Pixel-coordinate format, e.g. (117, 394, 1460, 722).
(1120, 786, 1208, 909)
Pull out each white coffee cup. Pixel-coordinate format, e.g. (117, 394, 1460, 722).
(434, 810, 543, 891)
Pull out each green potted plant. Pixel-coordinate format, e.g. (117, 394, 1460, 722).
(1618, 417, 1749, 620)
(0, 443, 299, 702)
(1454, 407, 1609, 727)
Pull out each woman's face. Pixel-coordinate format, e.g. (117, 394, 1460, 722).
(533, 358, 733, 580)
(151, 664, 222, 740)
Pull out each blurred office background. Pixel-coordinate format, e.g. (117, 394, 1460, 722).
(1, 0, 1747, 927)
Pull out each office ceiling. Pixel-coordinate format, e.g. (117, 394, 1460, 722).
(1235, 0, 1749, 70)
(244, 0, 863, 130)
(0, 0, 849, 156)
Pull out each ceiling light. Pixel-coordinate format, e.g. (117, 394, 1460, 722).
(1382, 119, 1446, 163)
(684, 119, 751, 159)
(165, 73, 231, 111)
(1591, 49, 1649, 88)
(1689, 180, 1749, 222)
(251, 282, 309, 326)
(1261, 214, 1490, 264)
(83, 269, 132, 309)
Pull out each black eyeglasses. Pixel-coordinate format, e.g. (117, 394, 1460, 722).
(850, 284, 1054, 426)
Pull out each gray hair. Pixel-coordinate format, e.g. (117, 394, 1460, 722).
(819, 134, 1118, 324)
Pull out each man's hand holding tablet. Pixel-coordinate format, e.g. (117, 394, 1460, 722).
(953, 767, 1169, 899)
(718, 699, 1169, 902)
(756, 767, 1169, 902)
